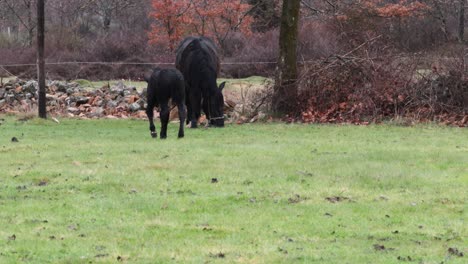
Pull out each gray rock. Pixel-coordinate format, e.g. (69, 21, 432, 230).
(0, 88, 5, 99)
(75, 96, 89, 104)
(94, 99, 104, 107)
(136, 98, 145, 108)
(5, 94, 15, 103)
(50, 81, 68, 92)
(110, 81, 125, 96)
(23, 81, 38, 93)
(129, 102, 141, 112)
(107, 101, 118, 108)
(4, 84, 13, 90)
(0, 99, 5, 107)
(67, 107, 80, 114)
(66, 87, 76, 95)
(91, 107, 105, 117)
(46, 94, 59, 100)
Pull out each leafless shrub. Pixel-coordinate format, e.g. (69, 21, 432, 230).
(296, 42, 467, 126)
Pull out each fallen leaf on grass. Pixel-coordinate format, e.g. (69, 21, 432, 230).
(325, 196, 350, 203)
(373, 244, 394, 251)
(288, 194, 308, 204)
(209, 252, 225, 258)
(397, 256, 413, 261)
(37, 179, 48, 186)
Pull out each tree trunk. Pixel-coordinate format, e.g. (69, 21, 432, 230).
(459, 0, 466, 43)
(27, 1, 33, 46)
(273, 0, 301, 113)
(37, 0, 46, 119)
(432, 0, 450, 42)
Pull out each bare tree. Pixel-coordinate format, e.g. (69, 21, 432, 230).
(2, 0, 36, 46)
(87, 0, 136, 31)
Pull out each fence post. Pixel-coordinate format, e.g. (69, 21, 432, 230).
(37, 0, 46, 118)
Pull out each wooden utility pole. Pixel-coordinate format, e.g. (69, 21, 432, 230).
(273, 0, 301, 113)
(37, 0, 46, 118)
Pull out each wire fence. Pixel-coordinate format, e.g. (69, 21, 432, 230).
(0, 61, 279, 68)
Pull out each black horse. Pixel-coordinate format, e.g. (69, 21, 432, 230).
(176, 36, 225, 128)
(145, 67, 186, 139)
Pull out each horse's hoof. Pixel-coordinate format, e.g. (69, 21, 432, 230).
(178, 134, 184, 138)
(151, 132, 157, 138)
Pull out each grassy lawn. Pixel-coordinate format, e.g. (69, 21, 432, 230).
(0, 117, 466, 263)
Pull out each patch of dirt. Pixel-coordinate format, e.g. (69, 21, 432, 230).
(209, 252, 225, 258)
(448, 247, 464, 257)
(373, 244, 394, 251)
(288, 194, 308, 204)
(37, 179, 48, 186)
(325, 196, 350, 203)
(397, 256, 413, 261)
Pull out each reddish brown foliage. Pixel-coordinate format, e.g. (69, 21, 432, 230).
(148, 0, 254, 51)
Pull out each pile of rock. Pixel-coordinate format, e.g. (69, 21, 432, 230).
(0, 78, 245, 122)
(0, 79, 149, 119)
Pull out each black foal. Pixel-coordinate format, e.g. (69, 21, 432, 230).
(145, 67, 186, 139)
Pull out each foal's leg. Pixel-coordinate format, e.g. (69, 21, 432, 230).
(185, 97, 192, 126)
(146, 98, 157, 138)
(185, 82, 191, 125)
(160, 102, 170, 139)
(177, 103, 186, 138)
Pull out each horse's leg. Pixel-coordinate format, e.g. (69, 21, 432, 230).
(202, 97, 210, 124)
(146, 98, 157, 138)
(177, 102, 186, 138)
(190, 92, 201, 128)
(185, 82, 191, 125)
(160, 102, 169, 139)
(186, 96, 192, 126)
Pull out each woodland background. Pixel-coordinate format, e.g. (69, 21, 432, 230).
(0, 0, 467, 124)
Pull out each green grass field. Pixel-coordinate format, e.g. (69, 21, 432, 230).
(0, 117, 466, 263)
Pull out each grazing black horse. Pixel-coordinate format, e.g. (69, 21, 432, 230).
(176, 36, 225, 128)
(145, 67, 186, 139)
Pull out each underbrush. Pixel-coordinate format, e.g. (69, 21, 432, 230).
(296, 51, 467, 127)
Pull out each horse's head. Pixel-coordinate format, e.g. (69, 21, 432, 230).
(209, 81, 226, 127)
(144, 67, 162, 83)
